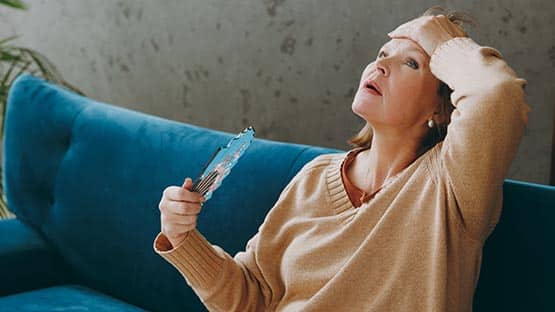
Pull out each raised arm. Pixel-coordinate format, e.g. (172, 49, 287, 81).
(429, 37, 530, 239)
(153, 158, 313, 311)
(388, 15, 531, 240)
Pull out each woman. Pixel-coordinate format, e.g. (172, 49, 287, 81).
(153, 7, 530, 311)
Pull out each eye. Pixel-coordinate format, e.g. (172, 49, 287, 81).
(379, 51, 419, 69)
(406, 58, 419, 69)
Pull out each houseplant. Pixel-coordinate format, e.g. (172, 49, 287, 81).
(0, 0, 83, 218)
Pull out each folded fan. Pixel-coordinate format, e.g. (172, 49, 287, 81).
(191, 126, 255, 201)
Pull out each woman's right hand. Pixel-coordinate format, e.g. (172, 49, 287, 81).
(387, 14, 468, 58)
(159, 177, 205, 248)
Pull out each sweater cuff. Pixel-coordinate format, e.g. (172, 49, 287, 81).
(153, 230, 226, 292)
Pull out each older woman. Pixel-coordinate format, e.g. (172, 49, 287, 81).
(153, 7, 530, 312)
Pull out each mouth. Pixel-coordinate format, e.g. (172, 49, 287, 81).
(363, 79, 382, 96)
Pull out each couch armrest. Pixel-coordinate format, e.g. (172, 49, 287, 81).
(0, 218, 70, 296)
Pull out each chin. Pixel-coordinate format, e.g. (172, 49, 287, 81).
(351, 97, 370, 118)
(352, 102, 380, 130)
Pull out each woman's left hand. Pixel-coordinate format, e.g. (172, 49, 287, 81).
(387, 14, 468, 57)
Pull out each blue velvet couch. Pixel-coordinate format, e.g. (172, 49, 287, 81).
(0, 74, 553, 311)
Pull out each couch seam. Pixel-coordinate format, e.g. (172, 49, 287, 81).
(284, 147, 310, 183)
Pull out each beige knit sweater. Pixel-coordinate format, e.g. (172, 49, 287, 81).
(153, 37, 531, 311)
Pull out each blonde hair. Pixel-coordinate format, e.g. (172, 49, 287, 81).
(347, 6, 476, 150)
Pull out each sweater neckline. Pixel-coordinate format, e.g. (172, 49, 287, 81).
(325, 147, 364, 214)
(325, 146, 433, 214)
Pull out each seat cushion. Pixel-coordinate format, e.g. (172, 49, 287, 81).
(0, 285, 147, 311)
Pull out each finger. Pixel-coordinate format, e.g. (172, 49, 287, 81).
(182, 177, 192, 190)
(182, 178, 205, 202)
(388, 16, 428, 38)
(433, 15, 467, 37)
(388, 18, 415, 35)
(165, 200, 202, 216)
(388, 25, 408, 38)
(164, 186, 186, 201)
(388, 26, 416, 41)
(164, 185, 204, 202)
(165, 213, 198, 226)
(431, 15, 452, 36)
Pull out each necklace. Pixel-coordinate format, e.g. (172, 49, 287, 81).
(360, 167, 396, 202)
(359, 151, 403, 203)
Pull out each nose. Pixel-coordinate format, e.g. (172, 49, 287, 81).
(376, 59, 389, 77)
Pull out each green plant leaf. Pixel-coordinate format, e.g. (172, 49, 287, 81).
(19, 47, 63, 82)
(0, 164, 12, 218)
(0, 9, 89, 218)
(0, 35, 20, 45)
(0, 49, 22, 62)
(0, 0, 28, 10)
(20, 47, 85, 95)
(1, 58, 19, 86)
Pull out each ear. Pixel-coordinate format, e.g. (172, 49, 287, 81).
(432, 94, 448, 126)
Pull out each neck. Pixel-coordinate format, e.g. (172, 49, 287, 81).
(360, 130, 427, 192)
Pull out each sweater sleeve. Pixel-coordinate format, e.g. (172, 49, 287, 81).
(153, 228, 272, 311)
(152, 158, 314, 311)
(429, 37, 531, 240)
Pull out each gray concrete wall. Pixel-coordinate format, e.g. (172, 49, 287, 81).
(0, 0, 553, 184)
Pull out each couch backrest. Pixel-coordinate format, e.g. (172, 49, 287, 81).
(473, 180, 555, 311)
(4, 74, 341, 311)
(4, 74, 555, 311)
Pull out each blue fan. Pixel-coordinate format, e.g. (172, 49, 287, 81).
(191, 126, 255, 201)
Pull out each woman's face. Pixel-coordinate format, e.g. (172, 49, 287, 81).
(352, 38, 442, 134)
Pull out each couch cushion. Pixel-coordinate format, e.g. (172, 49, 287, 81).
(0, 218, 69, 296)
(0, 285, 146, 311)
